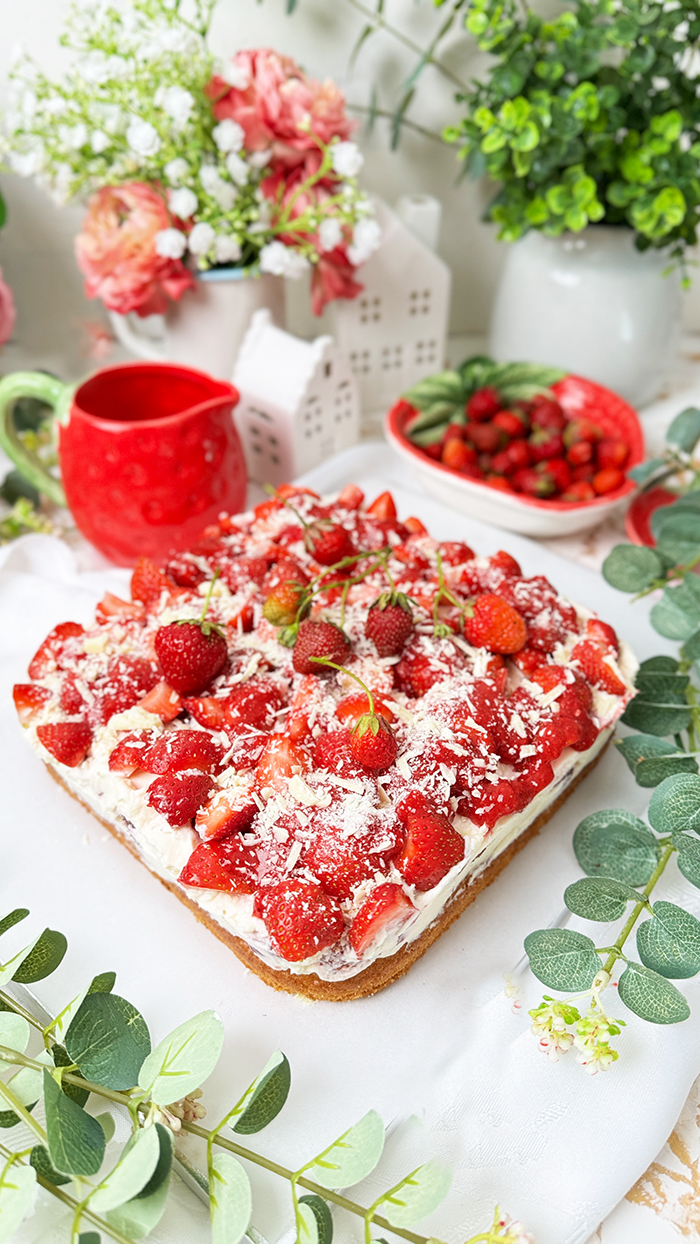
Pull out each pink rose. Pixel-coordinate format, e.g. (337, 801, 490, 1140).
(75, 182, 195, 317)
(261, 165, 363, 314)
(0, 267, 16, 346)
(206, 49, 354, 171)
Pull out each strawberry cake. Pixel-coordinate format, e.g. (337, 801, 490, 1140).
(13, 484, 636, 1000)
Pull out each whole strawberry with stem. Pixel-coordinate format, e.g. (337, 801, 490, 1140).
(292, 619, 351, 675)
(464, 592, 527, 654)
(154, 573, 227, 695)
(263, 579, 308, 627)
(365, 590, 414, 657)
(311, 658, 398, 773)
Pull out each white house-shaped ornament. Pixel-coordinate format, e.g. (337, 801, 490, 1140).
(232, 309, 360, 487)
(324, 199, 452, 420)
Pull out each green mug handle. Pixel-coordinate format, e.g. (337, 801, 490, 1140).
(0, 371, 74, 507)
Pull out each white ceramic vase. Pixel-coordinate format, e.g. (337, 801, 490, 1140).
(109, 267, 285, 381)
(489, 227, 681, 407)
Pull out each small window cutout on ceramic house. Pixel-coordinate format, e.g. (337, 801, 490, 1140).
(233, 310, 361, 487)
(326, 199, 451, 418)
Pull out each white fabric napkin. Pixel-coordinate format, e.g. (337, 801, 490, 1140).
(2, 478, 700, 1244)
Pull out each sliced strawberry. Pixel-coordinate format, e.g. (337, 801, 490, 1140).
(179, 837, 258, 893)
(144, 730, 224, 775)
(437, 541, 475, 566)
(59, 674, 85, 715)
(258, 878, 344, 962)
(138, 681, 183, 722)
(195, 784, 257, 841)
(36, 722, 92, 768)
(366, 491, 397, 520)
(131, 557, 176, 608)
(223, 723, 269, 770)
(88, 656, 159, 726)
(95, 593, 145, 623)
(514, 757, 554, 799)
(163, 552, 207, 589)
(226, 678, 286, 730)
(586, 617, 619, 654)
(458, 778, 524, 829)
(349, 883, 415, 955)
(394, 642, 464, 698)
(531, 664, 567, 693)
(108, 731, 158, 775)
(337, 483, 364, 510)
(182, 695, 229, 729)
(28, 622, 85, 679)
(255, 735, 309, 792)
(13, 683, 51, 725)
(305, 818, 403, 901)
(146, 770, 215, 827)
(572, 639, 627, 697)
(403, 515, 428, 535)
(397, 810, 465, 891)
(226, 600, 255, 633)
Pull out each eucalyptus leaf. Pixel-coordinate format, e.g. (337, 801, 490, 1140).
(651, 580, 700, 640)
(602, 544, 664, 592)
(51, 987, 89, 1043)
(666, 406, 700, 453)
(636, 901, 700, 978)
(639, 656, 680, 673)
(0, 1062, 43, 1128)
(66, 993, 151, 1092)
(628, 457, 665, 484)
(0, 1013, 29, 1069)
(230, 1051, 290, 1135)
(621, 696, 691, 737)
(299, 1195, 333, 1244)
(43, 1069, 106, 1177)
(616, 734, 698, 787)
(0, 937, 41, 990)
(106, 1125, 173, 1241)
(617, 960, 691, 1023)
(564, 877, 643, 922)
(97, 1113, 115, 1143)
(524, 928, 601, 990)
(90, 1122, 160, 1212)
(209, 1153, 252, 1244)
(29, 1144, 72, 1187)
(138, 1010, 224, 1106)
(683, 628, 700, 662)
(0, 1161, 37, 1243)
(573, 810, 659, 885)
(674, 833, 700, 888)
(53, 1043, 89, 1107)
(78, 1235, 100, 1244)
(648, 773, 700, 835)
(634, 670, 689, 699)
(0, 910, 29, 939)
(12, 928, 66, 984)
(377, 1160, 452, 1228)
(306, 1110, 385, 1190)
(88, 972, 116, 995)
(297, 1201, 321, 1244)
(653, 512, 700, 565)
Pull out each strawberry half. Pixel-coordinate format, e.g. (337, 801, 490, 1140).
(179, 837, 259, 893)
(36, 722, 92, 768)
(146, 770, 215, 827)
(305, 521, 354, 566)
(397, 810, 465, 891)
(571, 639, 627, 697)
(257, 878, 344, 962)
(255, 735, 309, 792)
(13, 683, 51, 725)
(349, 883, 415, 955)
(138, 681, 183, 722)
(131, 557, 176, 608)
(28, 622, 85, 680)
(108, 730, 158, 775)
(194, 784, 257, 841)
(144, 730, 224, 775)
(305, 820, 403, 901)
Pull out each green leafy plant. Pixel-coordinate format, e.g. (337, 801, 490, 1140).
(402, 356, 565, 448)
(0, 908, 528, 1243)
(444, 0, 700, 268)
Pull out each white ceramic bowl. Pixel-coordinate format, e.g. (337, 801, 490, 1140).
(385, 373, 645, 538)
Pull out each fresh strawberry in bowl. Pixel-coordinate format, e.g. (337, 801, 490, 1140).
(385, 357, 644, 537)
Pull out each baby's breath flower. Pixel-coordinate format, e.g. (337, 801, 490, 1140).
(319, 217, 343, 252)
(214, 233, 242, 264)
(188, 221, 216, 256)
(164, 156, 190, 185)
(347, 216, 381, 264)
(169, 186, 197, 219)
(155, 226, 188, 258)
(331, 140, 364, 178)
(159, 84, 194, 129)
(225, 151, 249, 186)
(126, 117, 160, 158)
(260, 240, 310, 279)
(213, 118, 245, 153)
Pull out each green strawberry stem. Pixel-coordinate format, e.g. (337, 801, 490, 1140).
(198, 568, 221, 624)
(309, 656, 376, 716)
(432, 550, 471, 637)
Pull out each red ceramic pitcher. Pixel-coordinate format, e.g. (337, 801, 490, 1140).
(0, 361, 247, 565)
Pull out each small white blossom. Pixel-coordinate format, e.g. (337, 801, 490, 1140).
(223, 61, 251, 90)
(331, 140, 364, 178)
(59, 122, 88, 150)
(259, 241, 310, 279)
(91, 130, 110, 154)
(155, 228, 188, 259)
(126, 118, 161, 158)
(188, 222, 216, 256)
(199, 164, 236, 211)
(213, 119, 245, 153)
(9, 146, 44, 177)
(318, 217, 343, 252)
(249, 148, 272, 169)
(169, 187, 198, 219)
(43, 96, 68, 118)
(494, 1210, 535, 1243)
(164, 157, 189, 186)
(214, 233, 242, 264)
(225, 152, 249, 187)
(160, 85, 194, 129)
(347, 216, 381, 265)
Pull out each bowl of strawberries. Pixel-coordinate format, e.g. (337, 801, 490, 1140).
(385, 357, 644, 537)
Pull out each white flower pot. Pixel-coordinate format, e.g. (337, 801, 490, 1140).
(489, 227, 681, 407)
(110, 267, 285, 380)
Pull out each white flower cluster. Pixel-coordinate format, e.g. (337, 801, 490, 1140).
(4, 0, 380, 281)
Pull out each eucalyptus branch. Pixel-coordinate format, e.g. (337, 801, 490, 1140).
(0, 1077, 47, 1143)
(340, 0, 469, 91)
(0, 1141, 137, 1244)
(602, 843, 676, 976)
(348, 103, 447, 144)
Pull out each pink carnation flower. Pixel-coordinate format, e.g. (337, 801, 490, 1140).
(206, 49, 354, 172)
(0, 267, 16, 347)
(75, 182, 195, 317)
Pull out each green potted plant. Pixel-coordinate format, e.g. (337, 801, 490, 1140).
(443, 0, 700, 404)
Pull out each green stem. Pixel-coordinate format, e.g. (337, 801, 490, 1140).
(309, 656, 375, 714)
(602, 843, 676, 976)
(0, 1077, 47, 1144)
(198, 568, 220, 624)
(341, 0, 469, 91)
(348, 102, 447, 143)
(0, 1141, 137, 1244)
(0, 990, 46, 1033)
